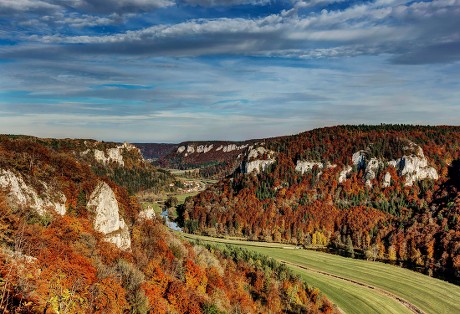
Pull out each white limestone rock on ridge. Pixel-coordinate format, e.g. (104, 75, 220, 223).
(0, 169, 66, 216)
(196, 145, 214, 153)
(87, 181, 131, 250)
(364, 158, 382, 187)
(295, 161, 323, 174)
(352, 150, 368, 169)
(383, 172, 392, 187)
(139, 205, 156, 221)
(83, 142, 140, 167)
(388, 143, 438, 186)
(242, 147, 276, 174)
(342, 141, 438, 187)
(339, 166, 352, 183)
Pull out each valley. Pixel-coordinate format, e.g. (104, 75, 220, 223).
(3, 0, 459, 312)
(1, 125, 460, 313)
(146, 124, 460, 313)
(183, 233, 460, 314)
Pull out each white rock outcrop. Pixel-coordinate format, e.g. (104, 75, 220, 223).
(178, 143, 249, 155)
(342, 142, 438, 187)
(352, 150, 367, 169)
(87, 182, 131, 250)
(388, 146, 438, 186)
(295, 161, 323, 174)
(0, 169, 66, 216)
(245, 160, 275, 174)
(177, 146, 186, 154)
(138, 205, 156, 221)
(339, 165, 352, 183)
(196, 145, 213, 153)
(364, 158, 382, 187)
(215, 144, 249, 152)
(186, 146, 195, 154)
(383, 172, 392, 188)
(248, 147, 269, 159)
(243, 147, 276, 174)
(82, 142, 139, 167)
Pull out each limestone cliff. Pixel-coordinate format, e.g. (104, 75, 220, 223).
(81, 142, 141, 167)
(87, 181, 131, 250)
(0, 169, 66, 216)
(138, 205, 156, 221)
(295, 161, 323, 174)
(242, 147, 276, 174)
(339, 165, 352, 183)
(176, 143, 249, 157)
(343, 142, 438, 187)
(388, 142, 438, 186)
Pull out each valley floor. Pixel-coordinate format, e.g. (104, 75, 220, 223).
(182, 234, 460, 314)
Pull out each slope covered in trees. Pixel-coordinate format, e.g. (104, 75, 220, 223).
(157, 140, 268, 178)
(134, 143, 178, 161)
(0, 135, 336, 313)
(0, 135, 176, 194)
(180, 125, 460, 282)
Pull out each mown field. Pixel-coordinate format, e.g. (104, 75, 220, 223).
(183, 234, 460, 314)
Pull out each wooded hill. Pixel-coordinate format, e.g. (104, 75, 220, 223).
(0, 135, 336, 313)
(0, 135, 176, 195)
(134, 143, 178, 161)
(153, 140, 266, 178)
(179, 125, 460, 282)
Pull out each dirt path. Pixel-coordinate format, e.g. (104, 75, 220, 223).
(281, 260, 425, 314)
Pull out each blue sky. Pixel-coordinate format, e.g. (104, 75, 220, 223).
(0, 0, 459, 142)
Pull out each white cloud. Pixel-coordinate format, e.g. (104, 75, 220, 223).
(0, 0, 59, 12)
(64, 0, 175, 13)
(17, 0, 456, 64)
(183, 0, 270, 6)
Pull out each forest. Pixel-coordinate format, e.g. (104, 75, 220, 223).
(0, 135, 336, 313)
(179, 125, 460, 282)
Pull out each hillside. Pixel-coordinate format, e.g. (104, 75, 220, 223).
(134, 143, 178, 161)
(0, 135, 176, 195)
(179, 125, 460, 282)
(156, 140, 268, 178)
(0, 135, 336, 313)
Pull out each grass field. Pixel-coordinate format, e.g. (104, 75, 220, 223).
(183, 234, 460, 314)
(175, 192, 198, 204)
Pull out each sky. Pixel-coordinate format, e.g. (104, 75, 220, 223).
(0, 0, 459, 143)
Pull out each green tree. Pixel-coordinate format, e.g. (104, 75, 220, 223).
(165, 196, 179, 208)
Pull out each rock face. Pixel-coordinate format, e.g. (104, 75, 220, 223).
(383, 172, 392, 187)
(138, 205, 156, 221)
(0, 169, 66, 216)
(245, 160, 275, 174)
(364, 158, 382, 187)
(196, 144, 213, 153)
(339, 166, 352, 183)
(177, 143, 249, 156)
(242, 147, 276, 174)
(388, 145, 438, 186)
(87, 182, 131, 250)
(295, 161, 323, 174)
(342, 142, 438, 187)
(221, 144, 248, 153)
(177, 146, 186, 154)
(82, 142, 140, 167)
(352, 150, 367, 170)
